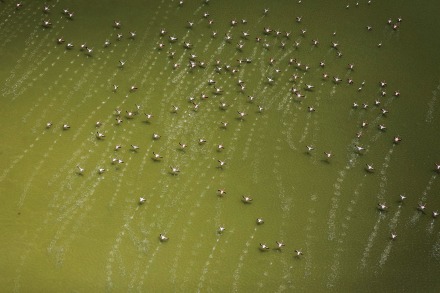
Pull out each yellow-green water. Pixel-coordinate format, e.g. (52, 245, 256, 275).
(1, 0, 440, 292)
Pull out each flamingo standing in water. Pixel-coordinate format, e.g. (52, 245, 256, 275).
(242, 195, 253, 203)
(217, 189, 226, 197)
(259, 243, 269, 250)
(377, 203, 388, 211)
(170, 166, 180, 175)
(275, 241, 285, 250)
(76, 165, 84, 175)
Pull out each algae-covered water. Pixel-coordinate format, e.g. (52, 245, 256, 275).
(1, 0, 440, 292)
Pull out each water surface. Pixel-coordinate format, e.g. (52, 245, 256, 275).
(1, 0, 440, 292)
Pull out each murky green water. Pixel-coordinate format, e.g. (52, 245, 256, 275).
(1, 0, 440, 292)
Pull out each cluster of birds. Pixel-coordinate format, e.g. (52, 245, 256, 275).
(378, 198, 439, 218)
(31, 2, 138, 55)
(375, 197, 439, 241)
(153, 214, 305, 256)
(25, 0, 437, 255)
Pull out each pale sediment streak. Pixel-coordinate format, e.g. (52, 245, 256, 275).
(377, 206, 401, 269)
(41, 137, 118, 279)
(71, 67, 116, 142)
(280, 102, 299, 151)
(328, 98, 397, 281)
(426, 219, 437, 235)
(2, 17, 64, 100)
(153, 38, 235, 164)
(326, 86, 397, 230)
(196, 236, 224, 291)
(28, 59, 84, 134)
(12, 133, 62, 293)
(196, 192, 230, 290)
(7, 0, 166, 189)
(114, 50, 234, 284)
(327, 159, 351, 242)
(18, 58, 125, 280)
(5, 1, 433, 291)
(425, 81, 440, 123)
(267, 133, 295, 291)
(134, 162, 217, 288)
(192, 3, 205, 16)
(1, 32, 112, 185)
(180, 194, 219, 287)
(106, 204, 140, 291)
(0, 133, 45, 183)
(431, 231, 440, 263)
(303, 207, 315, 279)
(6, 3, 67, 94)
(108, 133, 131, 208)
(14, 2, 169, 290)
(0, 3, 38, 51)
(237, 43, 275, 161)
(126, 2, 167, 84)
(370, 112, 393, 143)
(326, 181, 364, 288)
(231, 227, 258, 292)
(249, 112, 269, 185)
(17, 137, 57, 208)
(376, 146, 394, 202)
(227, 32, 316, 290)
(408, 173, 437, 226)
(0, 1, 19, 28)
(419, 173, 437, 203)
(106, 1, 185, 287)
(152, 28, 254, 179)
(359, 213, 385, 269)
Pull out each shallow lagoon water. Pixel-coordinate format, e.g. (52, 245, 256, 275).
(1, 0, 440, 292)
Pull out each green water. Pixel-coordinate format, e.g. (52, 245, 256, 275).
(1, 0, 440, 292)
